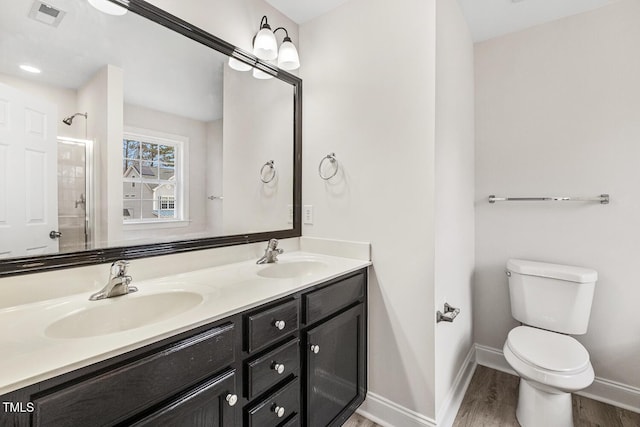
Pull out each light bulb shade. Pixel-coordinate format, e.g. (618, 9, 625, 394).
(228, 57, 252, 72)
(253, 28, 278, 60)
(277, 40, 300, 70)
(252, 67, 274, 80)
(88, 0, 128, 16)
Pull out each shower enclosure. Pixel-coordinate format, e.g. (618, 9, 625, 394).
(57, 137, 93, 253)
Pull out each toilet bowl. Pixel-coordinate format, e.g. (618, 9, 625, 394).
(504, 326, 594, 427)
(504, 259, 597, 427)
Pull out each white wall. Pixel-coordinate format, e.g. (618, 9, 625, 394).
(300, 0, 438, 420)
(434, 0, 475, 422)
(206, 119, 224, 235)
(475, 0, 640, 394)
(77, 65, 124, 247)
(222, 65, 294, 235)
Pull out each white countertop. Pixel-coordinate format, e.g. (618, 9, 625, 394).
(0, 251, 370, 395)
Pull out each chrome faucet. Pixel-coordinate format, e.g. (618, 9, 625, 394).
(89, 260, 138, 300)
(257, 239, 283, 264)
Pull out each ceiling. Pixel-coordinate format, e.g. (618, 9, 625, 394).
(266, 0, 621, 42)
(265, 0, 351, 24)
(454, 0, 620, 42)
(0, 0, 226, 122)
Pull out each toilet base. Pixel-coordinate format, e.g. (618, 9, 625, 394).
(516, 379, 573, 427)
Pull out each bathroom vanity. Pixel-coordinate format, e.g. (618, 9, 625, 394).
(0, 252, 368, 427)
(0, 0, 370, 424)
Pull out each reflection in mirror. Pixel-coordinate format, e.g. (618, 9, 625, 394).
(0, 0, 295, 261)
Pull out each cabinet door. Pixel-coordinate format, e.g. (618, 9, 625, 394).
(129, 369, 238, 427)
(305, 304, 366, 427)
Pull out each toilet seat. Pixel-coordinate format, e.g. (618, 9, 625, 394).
(504, 326, 594, 393)
(507, 326, 589, 373)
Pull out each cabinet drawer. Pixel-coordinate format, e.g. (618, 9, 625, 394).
(281, 414, 300, 426)
(246, 338, 300, 400)
(246, 299, 299, 353)
(246, 378, 300, 427)
(129, 369, 237, 427)
(304, 272, 365, 324)
(33, 323, 235, 427)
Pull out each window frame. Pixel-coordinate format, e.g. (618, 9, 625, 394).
(122, 128, 189, 226)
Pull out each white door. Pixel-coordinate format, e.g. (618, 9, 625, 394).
(0, 82, 58, 258)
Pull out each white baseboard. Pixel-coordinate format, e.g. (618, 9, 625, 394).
(579, 377, 640, 414)
(474, 343, 515, 375)
(357, 392, 437, 427)
(357, 345, 477, 427)
(436, 346, 478, 427)
(474, 343, 640, 414)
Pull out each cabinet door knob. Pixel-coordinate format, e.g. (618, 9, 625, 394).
(310, 344, 320, 354)
(274, 320, 286, 330)
(272, 362, 285, 374)
(225, 393, 238, 407)
(272, 405, 285, 418)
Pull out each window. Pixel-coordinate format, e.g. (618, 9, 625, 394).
(122, 132, 183, 222)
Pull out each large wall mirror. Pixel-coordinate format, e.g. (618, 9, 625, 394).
(0, 0, 302, 276)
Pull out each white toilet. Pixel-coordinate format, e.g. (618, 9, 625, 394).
(503, 259, 597, 427)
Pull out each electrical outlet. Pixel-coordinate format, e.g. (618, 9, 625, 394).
(303, 205, 313, 225)
(287, 205, 293, 224)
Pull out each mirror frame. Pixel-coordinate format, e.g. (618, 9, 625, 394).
(0, 0, 302, 277)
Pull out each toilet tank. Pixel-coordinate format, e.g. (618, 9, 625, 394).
(506, 259, 597, 335)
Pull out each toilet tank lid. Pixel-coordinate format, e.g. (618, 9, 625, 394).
(507, 259, 597, 283)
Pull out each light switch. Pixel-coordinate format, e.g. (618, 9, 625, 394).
(303, 205, 313, 224)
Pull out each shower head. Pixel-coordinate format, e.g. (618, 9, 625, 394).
(62, 112, 87, 126)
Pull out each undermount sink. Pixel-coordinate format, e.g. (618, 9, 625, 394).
(45, 291, 203, 339)
(257, 260, 328, 279)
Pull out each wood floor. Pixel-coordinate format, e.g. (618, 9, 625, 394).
(343, 366, 640, 427)
(453, 366, 640, 427)
(343, 413, 380, 427)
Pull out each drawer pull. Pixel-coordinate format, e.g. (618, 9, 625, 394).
(272, 362, 285, 374)
(310, 344, 320, 354)
(274, 320, 286, 330)
(226, 393, 238, 407)
(272, 404, 286, 418)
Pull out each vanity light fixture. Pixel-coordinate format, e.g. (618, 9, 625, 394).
(273, 27, 300, 71)
(253, 16, 278, 60)
(88, 0, 128, 16)
(228, 57, 252, 72)
(253, 63, 276, 80)
(228, 15, 300, 75)
(19, 64, 41, 74)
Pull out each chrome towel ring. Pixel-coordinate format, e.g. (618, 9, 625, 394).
(318, 153, 339, 180)
(260, 160, 276, 183)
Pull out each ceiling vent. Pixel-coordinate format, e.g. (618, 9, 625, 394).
(28, 0, 66, 27)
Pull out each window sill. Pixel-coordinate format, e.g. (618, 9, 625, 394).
(123, 220, 191, 230)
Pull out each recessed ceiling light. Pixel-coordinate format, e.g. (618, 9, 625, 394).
(88, 0, 128, 16)
(19, 64, 42, 74)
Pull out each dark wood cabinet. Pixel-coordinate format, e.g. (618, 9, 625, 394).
(128, 369, 237, 427)
(245, 299, 299, 354)
(245, 377, 300, 427)
(0, 268, 367, 427)
(245, 338, 300, 400)
(304, 303, 366, 427)
(32, 323, 236, 427)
